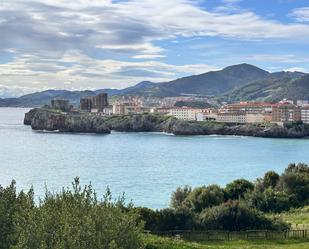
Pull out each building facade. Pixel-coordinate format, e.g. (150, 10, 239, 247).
(221, 102, 273, 114)
(272, 103, 301, 123)
(168, 108, 202, 121)
(217, 112, 247, 123)
(80, 93, 108, 112)
(301, 106, 309, 124)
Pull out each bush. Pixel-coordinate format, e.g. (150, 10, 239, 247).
(263, 171, 280, 188)
(199, 200, 289, 231)
(183, 185, 225, 212)
(170, 185, 191, 210)
(225, 179, 254, 200)
(136, 207, 196, 232)
(0, 178, 143, 249)
(246, 188, 295, 213)
(278, 163, 309, 206)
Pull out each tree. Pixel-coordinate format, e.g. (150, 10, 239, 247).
(263, 171, 280, 188)
(225, 179, 254, 200)
(184, 185, 225, 212)
(170, 185, 191, 210)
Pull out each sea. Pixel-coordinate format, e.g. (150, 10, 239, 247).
(1, 107, 309, 209)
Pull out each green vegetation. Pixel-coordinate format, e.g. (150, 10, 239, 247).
(143, 235, 309, 249)
(174, 101, 213, 109)
(0, 178, 143, 249)
(138, 163, 309, 232)
(0, 163, 308, 248)
(267, 206, 309, 229)
(224, 74, 309, 103)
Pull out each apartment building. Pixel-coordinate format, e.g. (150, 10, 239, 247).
(301, 106, 309, 124)
(113, 102, 151, 115)
(80, 93, 109, 112)
(272, 103, 301, 123)
(217, 112, 247, 123)
(221, 102, 273, 114)
(168, 108, 203, 121)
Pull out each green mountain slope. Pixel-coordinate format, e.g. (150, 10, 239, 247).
(225, 74, 309, 102)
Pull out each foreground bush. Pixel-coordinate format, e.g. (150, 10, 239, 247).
(0, 178, 143, 249)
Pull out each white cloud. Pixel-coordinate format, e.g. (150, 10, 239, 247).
(285, 67, 309, 73)
(290, 7, 309, 22)
(247, 54, 309, 63)
(1, 0, 309, 92)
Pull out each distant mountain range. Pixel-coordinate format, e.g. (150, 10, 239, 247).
(0, 63, 308, 107)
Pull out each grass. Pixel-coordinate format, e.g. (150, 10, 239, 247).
(267, 206, 309, 229)
(143, 235, 309, 249)
(144, 207, 309, 249)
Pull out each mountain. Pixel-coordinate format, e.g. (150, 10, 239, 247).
(1, 64, 308, 107)
(225, 73, 309, 102)
(0, 81, 158, 107)
(122, 63, 270, 97)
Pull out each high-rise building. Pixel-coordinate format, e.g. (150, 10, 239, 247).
(80, 93, 108, 112)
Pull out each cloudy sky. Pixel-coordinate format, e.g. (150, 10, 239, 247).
(1, 0, 309, 96)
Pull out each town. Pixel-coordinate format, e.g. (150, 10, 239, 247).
(48, 93, 309, 126)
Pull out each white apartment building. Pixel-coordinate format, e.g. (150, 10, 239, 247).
(168, 108, 202, 121)
(217, 112, 246, 123)
(301, 106, 309, 124)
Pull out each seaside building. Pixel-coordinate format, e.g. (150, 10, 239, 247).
(301, 106, 309, 124)
(168, 107, 203, 121)
(80, 93, 108, 112)
(217, 112, 247, 123)
(112, 101, 151, 115)
(221, 102, 273, 114)
(272, 103, 301, 124)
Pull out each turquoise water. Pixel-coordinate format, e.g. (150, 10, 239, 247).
(1, 108, 309, 209)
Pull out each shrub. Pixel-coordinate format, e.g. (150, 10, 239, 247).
(225, 179, 254, 200)
(0, 178, 143, 249)
(183, 185, 225, 212)
(199, 200, 289, 231)
(263, 171, 280, 188)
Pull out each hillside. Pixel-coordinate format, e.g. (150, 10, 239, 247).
(225, 74, 309, 102)
(0, 64, 308, 107)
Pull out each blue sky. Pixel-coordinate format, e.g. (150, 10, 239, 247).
(1, 0, 309, 96)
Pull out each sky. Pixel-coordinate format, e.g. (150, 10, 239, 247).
(1, 0, 309, 96)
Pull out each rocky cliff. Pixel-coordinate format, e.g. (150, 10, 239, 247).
(24, 108, 309, 138)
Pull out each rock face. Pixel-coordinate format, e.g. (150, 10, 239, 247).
(25, 109, 110, 133)
(24, 108, 309, 138)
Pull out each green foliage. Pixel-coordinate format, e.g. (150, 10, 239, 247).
(170, 186, 192, 210)
(199, 200, 289, 231)
(183, 185, 226, 213)
(144, 234, 309, 249)
(263, 171, 280, 189)
(174, 101, 212, 109)
(0, 178, 143, 249)
(136, 207, 196, 232)
(225, 179, 254, 200)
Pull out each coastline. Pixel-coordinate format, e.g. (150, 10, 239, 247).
(24, 108, 309, 138)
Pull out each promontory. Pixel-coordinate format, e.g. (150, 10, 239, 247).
(24, 108, 309, 138)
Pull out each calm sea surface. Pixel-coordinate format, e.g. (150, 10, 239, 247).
(1, 107, 309, 209)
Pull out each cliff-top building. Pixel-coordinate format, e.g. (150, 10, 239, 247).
(80, 93, 108, 112)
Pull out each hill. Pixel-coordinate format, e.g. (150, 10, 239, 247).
(0, 64, 308, 107)
(225, 74, 309, 102)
